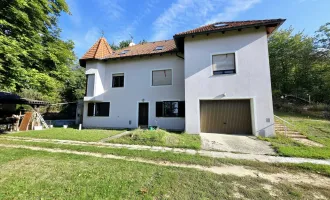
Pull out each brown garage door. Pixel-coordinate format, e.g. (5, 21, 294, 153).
(200, 100, 252, 134)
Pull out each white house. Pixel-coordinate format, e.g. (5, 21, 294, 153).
(79, 19, 285, 137)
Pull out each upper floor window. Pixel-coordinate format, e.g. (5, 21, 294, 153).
(87, 102, 110, 117)
(212, 53, 236, 75)
(152, 69, 172, 86)
(86, 74, 95, 96)
(112, 73, 124, 88)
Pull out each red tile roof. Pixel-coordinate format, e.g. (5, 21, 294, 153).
(174, 19, 285, 37)
(105, 40, 177, 59)
(80, 19, 285, 67)
(80, 37, 113, 66)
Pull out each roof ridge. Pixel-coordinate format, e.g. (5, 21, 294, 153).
(93, 37, 103, 58)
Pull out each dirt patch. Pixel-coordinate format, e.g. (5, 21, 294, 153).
(292, 138, 324, 147)
(1, 143, 330, 189)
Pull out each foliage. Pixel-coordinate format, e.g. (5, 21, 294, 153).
(269, 24, 330, 103)
(110, 40, 131, 50)
(0, 0, 81, 103)
(261, 111, 330, 159)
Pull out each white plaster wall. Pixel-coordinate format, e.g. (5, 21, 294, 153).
(184, 28, 275, 136)
(83, 54, 185, 130)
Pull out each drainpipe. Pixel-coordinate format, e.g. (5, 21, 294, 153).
(176, 52, 184, 59)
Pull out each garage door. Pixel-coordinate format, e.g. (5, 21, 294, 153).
(200, 100, 252, 134)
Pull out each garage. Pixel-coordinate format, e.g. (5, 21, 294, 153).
(200, 99, 252, 134)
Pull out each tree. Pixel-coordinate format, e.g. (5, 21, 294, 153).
(0, 0, 76, 102)
(139, 39, 147, 44)
(110, 40, 131, 50)
(269, 24, 330, 103)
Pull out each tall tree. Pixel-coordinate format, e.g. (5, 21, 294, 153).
(0, 0, 76, 102)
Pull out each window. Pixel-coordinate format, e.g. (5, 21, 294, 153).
(86, 74, 95, 96)
(156, 101, 185, 117)
(154, 46, 164, 51)
(120, 50, 130, 55)
(152, 69, 172, 86)
(212, 53, 236, 75)
(87, 102, 110, 117)
(112, 73, 124, 88)
(213, 23, 228, 28)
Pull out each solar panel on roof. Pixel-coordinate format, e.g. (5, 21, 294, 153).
(120, 50, 130, 55)
(154, 46, 164, 51)
(213, 23, 228, 28)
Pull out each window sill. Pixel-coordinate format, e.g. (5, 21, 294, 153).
(213, 70, 236, 75)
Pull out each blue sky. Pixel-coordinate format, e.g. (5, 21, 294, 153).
(58, 0, 330, 58)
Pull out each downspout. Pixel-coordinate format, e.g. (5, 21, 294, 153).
(176, 52, 184, 59)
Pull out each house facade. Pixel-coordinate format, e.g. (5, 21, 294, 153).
(79, 19, 285, 137)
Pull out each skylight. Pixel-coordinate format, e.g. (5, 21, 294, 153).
(154, 46, 164, 51)
(120, 50, 130, 55)
(213, 23, 228, 28)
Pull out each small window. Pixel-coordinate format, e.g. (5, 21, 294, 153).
(212, 53, 236, 75)
(86, 74, 95, 96)
(87, 102, 110, 117)
(112, 73, 124, 88)
(156, 101, 185, 117)
(154, 46, 164, 51)
(120, 50, 130, 55)
(152, 69, 172, 86)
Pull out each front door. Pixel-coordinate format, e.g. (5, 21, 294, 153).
(138, 102, 149, 127)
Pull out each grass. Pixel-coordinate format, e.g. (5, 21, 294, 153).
(1, 138, 330, 177)
(108, 128, 201, 149)
(1, 128, 123, 142)
(0, 147, 329, 199)
(260, 111, 330, 159)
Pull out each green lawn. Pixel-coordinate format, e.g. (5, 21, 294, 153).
(1, 138, 330, 177)
(2, 128, 123, 142)
(261, 111, 330, 159)
(0, 148, 329, 199)
(108, 129, 201, 149)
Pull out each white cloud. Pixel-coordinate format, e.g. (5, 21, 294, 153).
(66, 0, 81, 26)
(84, 27, 101, 44)
(205, 0, 261, 24)
(112, 0, 160, 43)
(151, 0, 261, 41)
(97, 0, 125, 21)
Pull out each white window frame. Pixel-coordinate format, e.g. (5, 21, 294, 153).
(150, 68, 173, 87)
(111, 72, 125, 89)
(210, 51, 238, 76)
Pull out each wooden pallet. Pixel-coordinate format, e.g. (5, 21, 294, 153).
(19, 112, 33, 131)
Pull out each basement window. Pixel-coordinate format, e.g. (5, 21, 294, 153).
(212, 53, 236, 75)
(156, 101, 185, 117)
(87, 102, 110, 117)
(154, 46, 164, 51)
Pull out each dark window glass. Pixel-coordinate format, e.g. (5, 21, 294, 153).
(178, 101, 185, 117)
(87, 103, 94, 116)
(95, 102, 110, 116)
(112, 74, 124, 88)
(156, 102, 163, 117)
(155, 101, 185, 118)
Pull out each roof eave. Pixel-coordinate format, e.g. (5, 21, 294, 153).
(173, 19, 286, 53)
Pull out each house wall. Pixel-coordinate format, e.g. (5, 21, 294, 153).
(184, 28, 275, 137)
(83, 54, 185, 130)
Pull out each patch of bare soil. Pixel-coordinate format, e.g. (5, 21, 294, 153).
(292, 138, 324, 147)
(1, 143, 330, 189)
